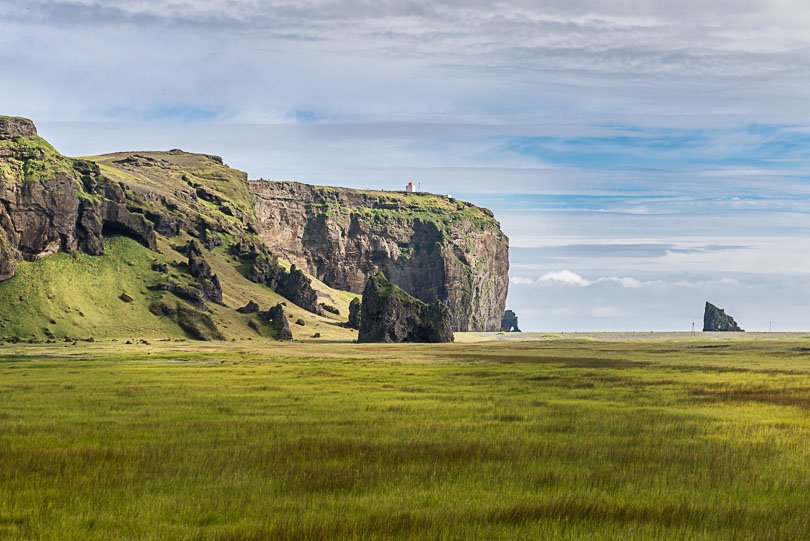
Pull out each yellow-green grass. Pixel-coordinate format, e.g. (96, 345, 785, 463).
(2, 338, 810, 539)
(84, 151, 256, 222)
(206, 243, 357, 341)
(0, 235, 358, 343)
(0, 236, 183, 340)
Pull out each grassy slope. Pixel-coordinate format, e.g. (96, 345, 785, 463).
(0, 236, 182, 340)
(204, 243, 357, 341)
(2, 337, 810, 539)
(88, 151, 360, 339)
(86, 150, 255, 220)
(0, 235, 357, 343)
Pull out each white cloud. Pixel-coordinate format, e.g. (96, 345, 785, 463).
(515, 271, 741, 289)
(538, 270, 593, 286)
(673, 277, 740, 288)
(534, 270, 647, 288)
(5, 1, 810, 124)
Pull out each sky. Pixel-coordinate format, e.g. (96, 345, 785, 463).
(3, 0, 810, 331)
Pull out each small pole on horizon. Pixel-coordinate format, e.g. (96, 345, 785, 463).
(692, 322, 695, 337)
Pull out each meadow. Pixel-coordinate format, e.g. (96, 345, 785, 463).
(2, 335, 810, 539)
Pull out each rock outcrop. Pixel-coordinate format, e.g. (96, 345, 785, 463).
(347, 297, 361, 330)
(0, 226, 15, 282)
(0, 120, 159, 281)
(101, 201, 158, 251)
(250, 181, 509, 332)
(247, 254, 321, 314)
(260, 303, 293, 340)
(182, 240, 223, 305)
(237, 300, 260, 314)
(703, 302, 744, 332)
(358, 272, 454, 343)
(0, 116, 37, 139)
(500, 310, 521, 332)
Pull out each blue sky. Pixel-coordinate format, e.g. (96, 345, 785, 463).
(4, 0, 810, 330)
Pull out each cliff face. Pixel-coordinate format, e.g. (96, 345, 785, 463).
(250, 181, 509, 331)
(0, 116, 510, 340)
(0, 117, 156, 281)
(0, 117, 339, 342)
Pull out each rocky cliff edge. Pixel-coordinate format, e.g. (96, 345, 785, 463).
(250, 180, 509, 332)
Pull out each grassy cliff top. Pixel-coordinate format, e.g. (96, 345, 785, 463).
(368, 271, 423, 305)
(0, 114, 36, 123)
(86, 150, 255, 221)
(0, 133, 76, 183)
(254, 180, 501, 234)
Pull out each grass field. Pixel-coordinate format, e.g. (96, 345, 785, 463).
(2, 336, 810, 539)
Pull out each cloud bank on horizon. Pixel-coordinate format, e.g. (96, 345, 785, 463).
(3, 0, 810, 331)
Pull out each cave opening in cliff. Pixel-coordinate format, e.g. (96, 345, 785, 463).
(101, 221, 152, 248)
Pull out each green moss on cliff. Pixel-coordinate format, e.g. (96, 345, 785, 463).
(369, 271, 419, 304)
(0, 135, 76, 183)
(272, 181, 499, 238)
(0, 236, 183, 341)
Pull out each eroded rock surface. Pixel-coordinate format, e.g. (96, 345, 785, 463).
(250, 181, 509, 331)
(0, 122, 159, 281)
(247, 254, 320, 314)
(703, 302, 744, 332)
(347, 297, 361, 330)
(0, 116, 37, 139)
(358, 272, 453, 343)
(261, 303, 293, 340)
(237, 300, 260, 314)
(182, 240, 223, 305)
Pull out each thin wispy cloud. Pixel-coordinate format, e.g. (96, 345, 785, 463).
(5, 1, 810, 124)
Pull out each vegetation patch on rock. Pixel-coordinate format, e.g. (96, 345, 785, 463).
(358, 272, 453, 343)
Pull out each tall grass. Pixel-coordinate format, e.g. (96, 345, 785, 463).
(1, 338, 810, 539)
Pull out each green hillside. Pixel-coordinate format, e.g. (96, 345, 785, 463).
(0, 236, 181, 341)
(0, 235, 357, 344)
(0, 120, 361, 343)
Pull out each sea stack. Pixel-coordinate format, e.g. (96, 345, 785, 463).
(703, 302, 744, 332)
(500, 310, 521, 332)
